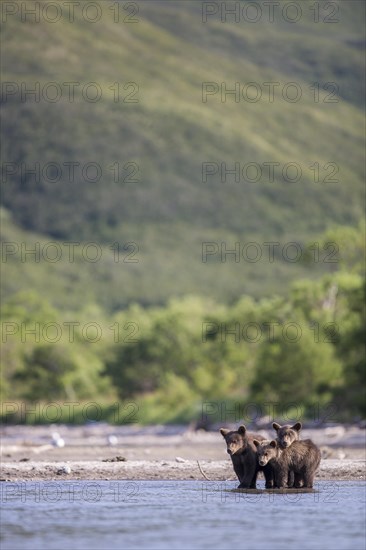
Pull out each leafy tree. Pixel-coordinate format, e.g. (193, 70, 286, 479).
(250, 312, 343, 406)
(1, 290, 112, 402)
(331, 275, 365, 416)
(15, 345, 76, 401)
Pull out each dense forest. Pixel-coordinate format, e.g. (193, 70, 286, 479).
(1, 222, 364, 423)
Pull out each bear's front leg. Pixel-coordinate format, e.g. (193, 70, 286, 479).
(238, 456, 257, 489)
(231, 457, 245, 485)
(302, 472, 315, 488)
(293, 472, 304, 488)
(263, 465, 274, 489)
(273, 468, 289, 488)
(287, 470, 295, 488)
(238, 475, 255, 489)
(264, 472, 274, 489)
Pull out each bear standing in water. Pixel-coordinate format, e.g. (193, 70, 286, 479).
(220, 425, 274, 489)
(272, 422, 302, 487)
(253, 438, 321, 488)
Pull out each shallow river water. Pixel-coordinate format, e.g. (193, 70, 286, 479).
(1, 480, 365, 550)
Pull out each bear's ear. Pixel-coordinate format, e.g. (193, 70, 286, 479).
(270, 440, 277, 448)
(292, 422, 302, 432)
(220, 428, 230, 437)
(238, 425, 246, 435)
(272, 422, 281, 432)
(253, 439, 260, 448)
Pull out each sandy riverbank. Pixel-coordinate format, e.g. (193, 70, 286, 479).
(1, 424, 365, 482)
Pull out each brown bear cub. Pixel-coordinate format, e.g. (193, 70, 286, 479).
(273, 422, 302, 449)
(220, 425, 274, 489)
(253, 438, 321, 488)
(272, 422, 302, 487)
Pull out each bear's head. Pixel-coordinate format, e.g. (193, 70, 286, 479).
(219, 425, 248, 456)
(272, 422, 302, 449)
(253, 439, 278, 466)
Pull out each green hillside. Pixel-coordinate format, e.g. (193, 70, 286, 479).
(1, 0, 365, 310)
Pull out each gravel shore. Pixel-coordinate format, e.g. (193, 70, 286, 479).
(1, 424, 365, 482)
(1, 458, 365, 483)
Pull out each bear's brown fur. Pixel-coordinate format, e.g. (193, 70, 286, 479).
(272, 422, 302, 449)
(220, 425, 274, 489)
(253, 438, 321, 488)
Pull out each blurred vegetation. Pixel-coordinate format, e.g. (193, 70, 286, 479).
(1, 2, 365, 423)
(1, 223, 365, 423)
